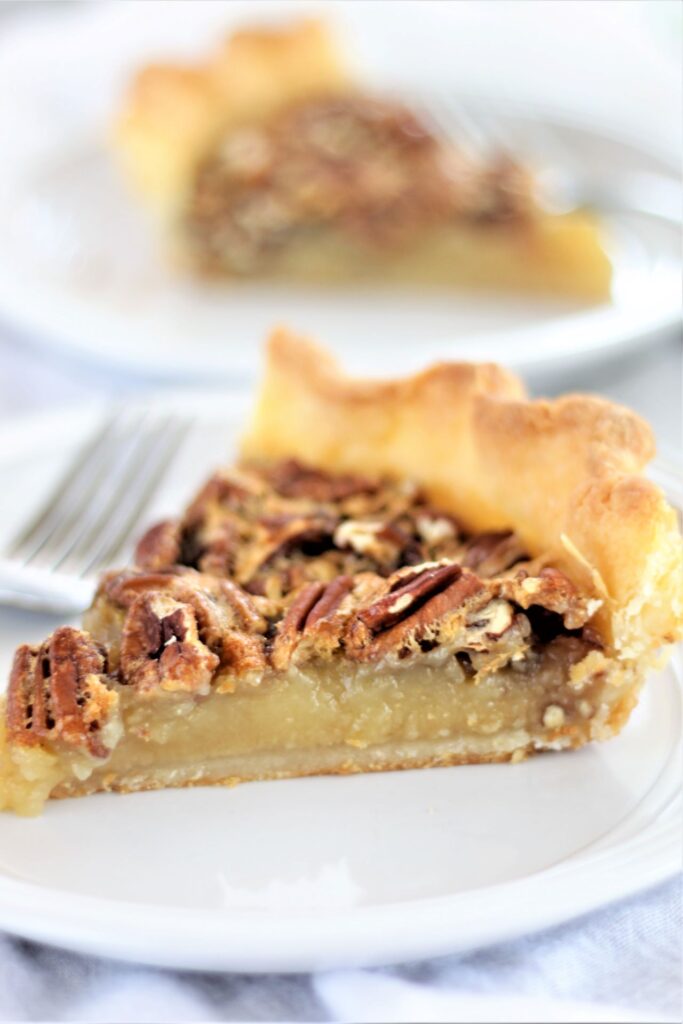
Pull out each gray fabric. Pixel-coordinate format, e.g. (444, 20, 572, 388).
(1, 876, 679, 1022)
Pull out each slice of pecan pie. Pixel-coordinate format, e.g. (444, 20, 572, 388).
(115, 20, 611, 298)
(1, 331, 681, 815)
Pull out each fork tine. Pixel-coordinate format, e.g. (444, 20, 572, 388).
(422, 92, 492, 158)
(25, 411, 151, 571)
(412, 91, 527, 163)
(7, 410, 127, 561)
(471, 107, 518, 158)
(53, 415, 182, 576)
(82, 417, 191, 575)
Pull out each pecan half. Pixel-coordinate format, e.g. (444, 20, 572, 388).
(6, 627, 118, 758)
(270, 576, 353, 670)
(358, 562, 461, 630)
(135, 520, 182, 570)
(346, 562, 485, 659)
(120, 593, 219, 694)
(108, 570, 268, 679)
(219, 631, 267, 676)
(305, 575, 354, 628)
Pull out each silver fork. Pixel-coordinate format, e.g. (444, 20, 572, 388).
(0, 409, 191, 613)
(415, 92, 682, 223)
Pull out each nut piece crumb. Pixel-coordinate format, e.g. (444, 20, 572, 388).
(510, 748, 527, 764)
(543, 704, 566, 729)
(578, 700, 593, 719)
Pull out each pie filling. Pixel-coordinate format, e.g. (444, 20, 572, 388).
(0, 459, 626, 815)
(184, 94, 536, 276)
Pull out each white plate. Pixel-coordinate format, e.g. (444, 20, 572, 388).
(0, 2, 680, 383)
(0, 395, 680, 972)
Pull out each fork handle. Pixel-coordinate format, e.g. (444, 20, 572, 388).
(0, 559, 94, 615)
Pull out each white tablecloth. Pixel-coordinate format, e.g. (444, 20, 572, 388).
(0, 876, 679, 1022)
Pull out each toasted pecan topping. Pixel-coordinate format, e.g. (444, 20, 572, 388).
(95, 462, 599, 675)
(219, 631, 267, 676)
(270, 582, 324, 671)
(463, 599, 518, 648)
(134, 461, 464, 600)
(215, 578, 268, 633)
(7, 627, 117, 757)
(104, 568, 189, 607)
(6, 460, 603, 741)
(278, 581, 325, 632)
(414, 511, 458, 548)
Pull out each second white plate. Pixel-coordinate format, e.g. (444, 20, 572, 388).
(0, 2, 680, 383)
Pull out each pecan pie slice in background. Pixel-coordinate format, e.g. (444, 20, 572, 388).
(0, 329, 681, 815)
(114, 20, 611, 298)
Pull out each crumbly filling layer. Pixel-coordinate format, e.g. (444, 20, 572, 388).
(185, 94, 535, 273)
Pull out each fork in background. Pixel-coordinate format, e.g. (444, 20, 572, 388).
(414, 91, 682, 223)
(0, 409, 191, 613)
